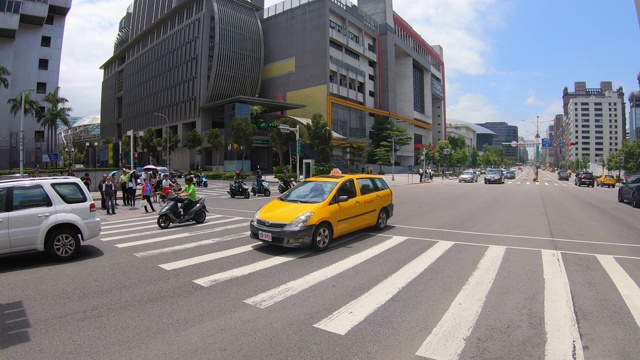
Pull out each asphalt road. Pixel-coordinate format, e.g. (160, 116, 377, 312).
(2, 168, 639, 360)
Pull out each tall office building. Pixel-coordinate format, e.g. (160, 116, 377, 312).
(628, 73, 640, 141)
(562, 82, 625, 169)
(0, 0, 72, 170)
(101, 0, 446, 169)
(474, 122, 519, 158)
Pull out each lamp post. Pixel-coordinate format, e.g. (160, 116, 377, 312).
(153, 113, 169, 167)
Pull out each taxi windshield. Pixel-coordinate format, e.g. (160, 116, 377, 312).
(280, 181, 338, 203)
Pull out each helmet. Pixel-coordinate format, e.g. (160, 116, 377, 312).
(235, 170, 241, 176)
(185, 175, 194, 185)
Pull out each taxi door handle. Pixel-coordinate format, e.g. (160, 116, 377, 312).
(355, 201, 361, 205)
(38, 213, 51, 218)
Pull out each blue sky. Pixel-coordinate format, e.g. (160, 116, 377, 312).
(60, 0, 640, 142)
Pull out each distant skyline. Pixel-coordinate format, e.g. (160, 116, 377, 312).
(59, 0, 640, 142)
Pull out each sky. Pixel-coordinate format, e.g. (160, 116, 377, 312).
(59, 0, 640, 142)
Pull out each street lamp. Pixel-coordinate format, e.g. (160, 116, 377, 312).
(153, 113, 169, 167)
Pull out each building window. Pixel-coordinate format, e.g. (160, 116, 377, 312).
(329, 41, 343, 52)
(36, 82, 47, 94)
(329, 20, 343, 34)
(368, 74, 374, 81)
(348, 31, 360, 44)
(38, 59, 49, 70)
(45, 15, 54, 25)
(367, 43, 375, 53)
(413, 64, 425, 114)
(41, 36, 52, 47)
(345, 49, 359, 60)
(369, 90, 374, 97)
(368, 60, 375, 68)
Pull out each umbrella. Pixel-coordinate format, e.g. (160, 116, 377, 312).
(143, 165, 157, 171)
(108, 170, 118, 177)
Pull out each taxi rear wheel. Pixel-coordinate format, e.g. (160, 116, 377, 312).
(310, 223, 332, 252)
(374, 209, 388, 231)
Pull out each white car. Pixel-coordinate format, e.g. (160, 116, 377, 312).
(0, 177, 102, 261)
(459, 170, 478, 183)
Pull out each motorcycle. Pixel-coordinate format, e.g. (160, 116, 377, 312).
(278, 177, 296, 193)
(195, 174, 208, 188)
(157, 194, 208, 229)
(228, 179, 251, 199)
(159, 180, 182, 205)
(252, 177, 271, 197)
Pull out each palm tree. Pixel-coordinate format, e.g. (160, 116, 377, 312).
(39, 87, 72, 156)
(0, 65, 10, 89)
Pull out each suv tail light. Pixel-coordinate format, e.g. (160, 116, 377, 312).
(90, 203, 96, 212)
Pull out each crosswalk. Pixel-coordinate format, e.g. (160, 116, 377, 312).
(98, 215, 640, 359)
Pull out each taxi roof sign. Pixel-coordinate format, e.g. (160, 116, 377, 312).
(329, 168, 342, 176)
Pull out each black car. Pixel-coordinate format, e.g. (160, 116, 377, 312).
(574, 172, 594, 187)
(484, 169, 505, 184)
(171, 169, 183, 178)
(558, 171, 570, 181)
(504, 170, 516, 180)
(618, 174, 640, 208)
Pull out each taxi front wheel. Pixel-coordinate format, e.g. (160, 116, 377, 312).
(310, 223, 332, 251)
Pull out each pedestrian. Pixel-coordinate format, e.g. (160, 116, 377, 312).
(32, 169, 40, 178)
(150, 172, 159, 202)
(112, 174, 120, 205)
(128, 170, 138, 207)
(68, 167, 75, 177)
(429, 167, 433, 181)
(98, 174, 107, 210)
(120, 171, 129, 205)
(141, 178, 156, 213)
(419, 168, 424, 183)
(81, 172, 92, 190)
(103, 176, 116, 215)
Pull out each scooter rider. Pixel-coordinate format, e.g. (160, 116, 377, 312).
(234, 170, 243, 192)
(176, 175, 197, 217)
(282, 169, 291, 190)
(255, 166, 263, 193)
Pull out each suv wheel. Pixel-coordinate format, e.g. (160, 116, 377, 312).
(618, 190, 624, 203)
(632, 193, 639, 208)
(310, 223, 332, 252)
(46, 228, 80, 261)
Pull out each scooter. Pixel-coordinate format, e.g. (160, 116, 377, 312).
(278, 177, 296, 193)
(228, 179, 251, 199)
(252, 178, 271, 197)
(195, 174, 208, 188)
(158, 180, 182, 205)
(157, 194, 208, 229)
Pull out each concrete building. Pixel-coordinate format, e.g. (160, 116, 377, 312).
(562, 81, 625, 172)
(260, 0, 445, 166)
(446, 120, 495, 152)
(0, 0, 72, 170)
(474, 122, 519, 158)
(628, 74, 640, 141)
(101, 0, 446, 170)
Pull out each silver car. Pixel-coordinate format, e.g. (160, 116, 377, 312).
(459, 170, 478, 183)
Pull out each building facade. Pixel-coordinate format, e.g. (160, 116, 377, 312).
(474, 122, 519, 158)
(0, 0, 71, 170)
(562, 82, 625, 170)
(260, 0, 445, 167)
(628, 74, 640, 141)
(446, 120, 495, 153)
(101, 0, 446, 170)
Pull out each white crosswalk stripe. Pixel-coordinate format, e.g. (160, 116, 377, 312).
(97, 218, 640, 358)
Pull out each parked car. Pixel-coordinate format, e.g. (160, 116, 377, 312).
(458, 170, 478, 183)
(157, 167, 173, 180)
(558, 171, 570, 181)
(618, 174, 640, 208)
(0, 176, 102, 261)
(574, 172, 595, 187)
(504, 170, 516, 180)
(484, 169, 505, 184)
(250, 174, 394, 251)
(171, 169, 183, 178)
(596, 174, 616, 188)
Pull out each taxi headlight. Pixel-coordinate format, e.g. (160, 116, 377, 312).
(251, 209, 260, 224)
(284, 212, 313, 230)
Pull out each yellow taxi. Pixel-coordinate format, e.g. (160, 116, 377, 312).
(596, 174, 617, 188)
(249, 171, 394, 251)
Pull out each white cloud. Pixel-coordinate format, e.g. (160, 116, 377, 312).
(446, 93, 501, 123)
(59, 0, 132, 117)
(523, 94, 544, 106)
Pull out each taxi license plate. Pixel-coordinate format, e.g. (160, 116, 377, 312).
(259, 231, 272, 241)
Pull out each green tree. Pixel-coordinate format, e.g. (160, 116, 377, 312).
(305, 114, 333, 163)
(447, 135, 467, 152)
(206, 128, 224, 171)
(231, 117, 258, 164)
(620, 139, 640, 174)
(607, 150, 623, 176)
(8, 88, 40, 120)
(251, 106, 265, 128)
(348, 143, 369, 170)
(38, 87, 72, 157)
(140, 127, 165, 165)
(0, 64, 10, 89)
(469, 148, 480, 169)
(372, 140, 392, 171)
(452, 148, 469, 169)
(186, 128, 204, 168)
(269, 117, 298, 167)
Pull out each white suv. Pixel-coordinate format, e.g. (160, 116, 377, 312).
(0, 176, 102, 261)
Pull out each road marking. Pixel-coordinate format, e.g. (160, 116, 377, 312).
(161, 243, 263, 270)
(245, 236, 409, 309)
(542, 250, 584, 360)
(527, 182, 531, 185)
(115, 223, 246, 247)
(102, 217, 245, 241)
(416, 246, 505, 359)
(193, 250, 311, 286)
(134, 232, 250, 257)
(313, 241, 453, 335)
(101, 215, 225, 234)
(597, 255, 640, 328)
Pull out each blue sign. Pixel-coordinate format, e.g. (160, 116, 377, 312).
(541, 138, 552, 148)
(559, 140, 566, 147)
(43, 153, 59, 162)
(408, 165, 413, 172)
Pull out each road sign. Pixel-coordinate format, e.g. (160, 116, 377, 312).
(443, 149, 451, 154)
(559, 140, 565, 147)
(511, 141, 517, 147)
(279, 124, 290, 133)
(517, 141, 524, 147)
(408, 165, 413, 172)
(553, 140, 559, 147)
(43, 153, 59, 162)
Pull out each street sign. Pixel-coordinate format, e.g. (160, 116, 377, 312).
(559, 140, 565, 147)
(511, 141, 517, 147)
(279, 124, 290, 133)
(408, 165, 413, 172)
(553, 140, 559, 147)
(43, 153, 59, 162)
(517, 141, 524, 147)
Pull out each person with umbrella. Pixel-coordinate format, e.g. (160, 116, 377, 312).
(120, 170, 129, 206)
(109, 170, 120, 206)
(128, 170, 139, 208)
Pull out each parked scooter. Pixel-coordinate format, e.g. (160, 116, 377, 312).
(252, 178, 271, 197)
(157, 194, 208, 229)
(195, 174, 208, 188)
(228, 179, 251, 199)
(278, 177, 296, 193)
